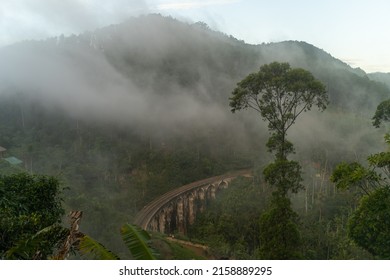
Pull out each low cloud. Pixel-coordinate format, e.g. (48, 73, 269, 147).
(0, 24, 230, 134)
(156, 0, 239, 10)
(0, 0, 149, 46)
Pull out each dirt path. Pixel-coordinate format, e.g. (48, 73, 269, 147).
(166, 237, 214, 259)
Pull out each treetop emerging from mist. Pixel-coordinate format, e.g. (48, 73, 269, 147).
(229, 62, 328, 136)
(372, 99, 390, 128)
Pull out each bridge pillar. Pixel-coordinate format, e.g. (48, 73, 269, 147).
(210, 184, 217, 199)
(188, 192, 196, 225)
(148, 215, 158, 232)
(158, 210, 166, 233)
(198, 187, 206, 213)
(176, 198, 185, 234)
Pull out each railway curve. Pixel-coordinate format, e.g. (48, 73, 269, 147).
(134, 169, 252, 234)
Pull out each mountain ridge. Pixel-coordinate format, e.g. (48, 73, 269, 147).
(1, 14, 389, 125)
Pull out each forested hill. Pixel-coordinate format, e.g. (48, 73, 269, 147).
(1, 14, 388, 123)
(0, 14, 389, 256)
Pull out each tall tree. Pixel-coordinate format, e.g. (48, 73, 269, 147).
(230, 62, 328, 259)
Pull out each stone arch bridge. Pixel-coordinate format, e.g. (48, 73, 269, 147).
(134, 169, 252, 235)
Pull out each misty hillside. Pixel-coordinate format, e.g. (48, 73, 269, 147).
(368, 72, 390, 89)
(1, 14, 389, 124)
(0, 14, 389, 257)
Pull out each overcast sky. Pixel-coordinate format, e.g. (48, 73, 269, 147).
(1, 0, 390, 73)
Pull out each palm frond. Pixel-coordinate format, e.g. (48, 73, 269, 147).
(5, 224, 67, 259)
(120, 224, 157, 260)
(78, 235, 119, 260)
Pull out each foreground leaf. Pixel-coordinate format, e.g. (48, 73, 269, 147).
(78, 235, 119, 260)
(120, 224, 157, 260)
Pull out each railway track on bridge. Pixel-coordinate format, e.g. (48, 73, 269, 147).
(134, 169, 252, 231)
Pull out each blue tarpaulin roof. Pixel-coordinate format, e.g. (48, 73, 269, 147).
(4, 156, 23, 165)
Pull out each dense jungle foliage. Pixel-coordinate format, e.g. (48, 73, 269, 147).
(1, 15, 389, 259)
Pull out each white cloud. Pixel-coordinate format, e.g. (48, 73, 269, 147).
(156, 0, 238, 10)
(0, 0, 149, 46)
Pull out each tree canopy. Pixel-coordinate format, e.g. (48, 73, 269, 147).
(372, 99, 390, 128)
(347, 187, 390, 258)
(0, 173, 65, 259)
(230, 62, 328, 158)
(230, 62, 327, 166)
